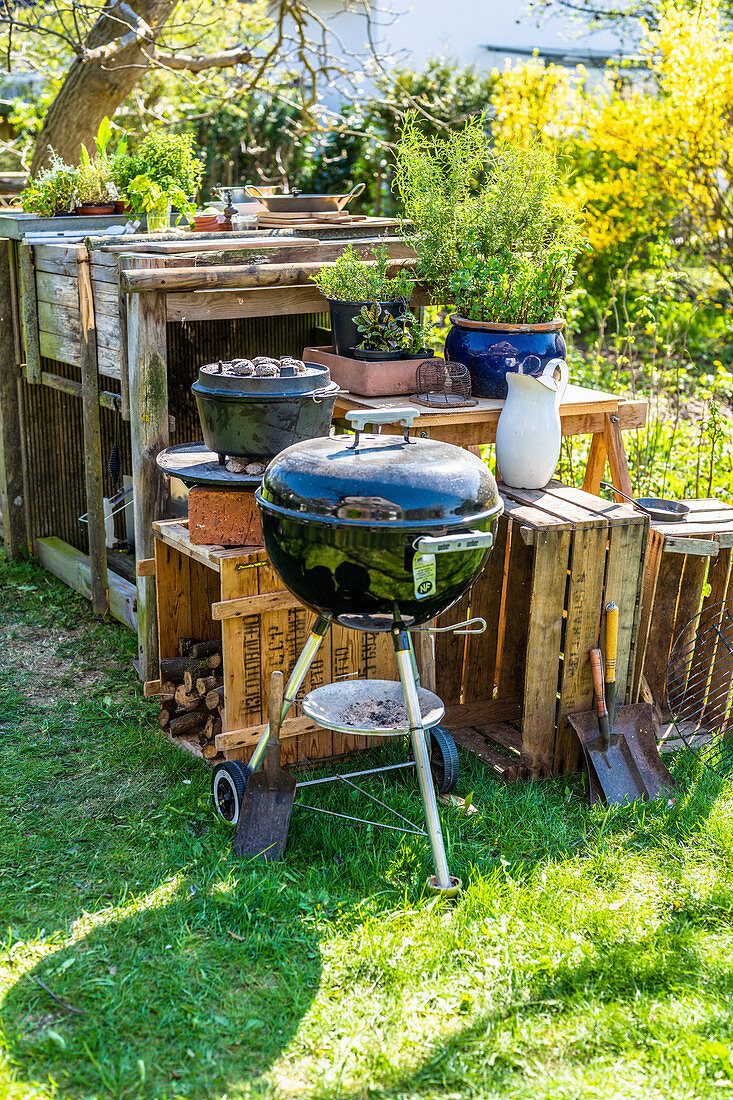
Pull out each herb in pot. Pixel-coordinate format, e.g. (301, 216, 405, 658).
(311, 243, 415, 303)
(399, 310, 434, 357)
(126, 176, 195, 230)
(352, 302, 405, 359)
(75, 148, 113, 209)
(312, 244, 415, 356)
(18, 152, 77, 216)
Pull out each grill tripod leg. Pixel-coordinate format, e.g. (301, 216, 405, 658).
(249, 614, 332, 772)
(392, 623, 455, 894)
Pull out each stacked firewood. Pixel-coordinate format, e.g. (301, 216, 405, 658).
(158, 638, 225, 759)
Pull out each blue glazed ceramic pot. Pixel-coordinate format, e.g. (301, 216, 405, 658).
(444, 315, 567, 399)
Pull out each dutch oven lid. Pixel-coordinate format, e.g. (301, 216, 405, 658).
(257, 409, 501, 528)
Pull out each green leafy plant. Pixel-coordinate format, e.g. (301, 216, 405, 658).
(126, 175, 195, 225)
(75, 155, 112, 206)
(134, 131, 204, 198)
(311, 244, 414, 303)
(18, 151, 77, 216)
(354, 302, 404, 352)
(399, 309, 433, 353)
(394, 116, 587, 322)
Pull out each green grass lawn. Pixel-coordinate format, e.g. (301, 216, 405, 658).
(2, 553, 733, 1099)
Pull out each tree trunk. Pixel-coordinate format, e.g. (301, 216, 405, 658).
(31, 0, 177, 173)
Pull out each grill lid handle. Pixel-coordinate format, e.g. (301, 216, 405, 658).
(413, 530, 495, 554)
(345, 407, 419, 450)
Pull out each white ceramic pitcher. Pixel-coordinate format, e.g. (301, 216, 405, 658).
(495, 357, 569, 490)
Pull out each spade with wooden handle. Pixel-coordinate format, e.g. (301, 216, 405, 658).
(233, 670, 296, 861)
(569, 602, 677, 806)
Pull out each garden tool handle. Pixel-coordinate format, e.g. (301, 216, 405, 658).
(605, 602, 619, 683)
(590, 648, 611, 750)
(266, 670, 284, 789)
(605, 601, 619, 728)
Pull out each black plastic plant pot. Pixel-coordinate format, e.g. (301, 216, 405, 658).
(329, 299, 409, 357)
(192, 363, 340, 461)
(402, 349, 436, 361)
(350, 347, 403, 361)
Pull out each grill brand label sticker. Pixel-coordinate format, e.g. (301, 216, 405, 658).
(413, 553, 436, 600)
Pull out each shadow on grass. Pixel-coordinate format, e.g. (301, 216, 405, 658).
(1, 886, 321, 1099)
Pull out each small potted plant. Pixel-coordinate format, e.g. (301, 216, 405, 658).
(399, 310, 435, 359)
(18, 152, 77, 216)
(311, 243, 415, 357)
(75, 148, 114, 215)
(351, 302, 405, 360)
(126, 175, 195, 231)
(125, 131, 203, 232)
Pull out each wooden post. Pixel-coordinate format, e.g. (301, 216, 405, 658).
(603, 412, 634, 501)
(17, 242, 40, 383)
(125, 255, 170, 680)
(581, 432, 607, 495)
(77, 247, 108, 615)
(0, 239, 27, 557)
(117, 254, 130, 421)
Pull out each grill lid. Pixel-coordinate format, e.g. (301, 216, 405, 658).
(257, 429, 501, 528)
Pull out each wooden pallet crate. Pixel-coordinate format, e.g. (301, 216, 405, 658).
(436, 481, 649, 780)
(633, 499, 733, 714)
(150, 519, 395, 765)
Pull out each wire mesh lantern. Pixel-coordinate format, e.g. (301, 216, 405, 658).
(412, 358, 477, 409)
(665, 600, 733, 778)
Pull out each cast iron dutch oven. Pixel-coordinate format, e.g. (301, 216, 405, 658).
(256, 408, 503, 630)
(192, 361, 340, 462)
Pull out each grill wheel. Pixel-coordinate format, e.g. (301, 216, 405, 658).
(410, 725, 459, 794)
(212, 761, 251, 822)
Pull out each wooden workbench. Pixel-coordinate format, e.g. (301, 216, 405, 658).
(333, 384, 648, 497)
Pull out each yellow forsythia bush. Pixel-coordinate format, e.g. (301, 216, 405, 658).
(491, 0, 733, 292)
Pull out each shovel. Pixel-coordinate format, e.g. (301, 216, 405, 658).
(233, 670, 296, 861)
(569, 603, 677, 806)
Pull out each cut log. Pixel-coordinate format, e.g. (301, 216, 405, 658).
(158, 706, 176, 729)
(206, 685, 225, 710)
(201, 715, 223, 742)
(161, 680, 176, 697)
(174, 684, 202, 710)
(178, 636, 198, 657)
(169, 710, 208, 736)
(196, 674, 219, 695)
(183, 669, 198, 693)
(202, 742, 219, 759)
(189, 639, 222, 660)
(207, 653, 222, 670)
(160, 656, 214, 683)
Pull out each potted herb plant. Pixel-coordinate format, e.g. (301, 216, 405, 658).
(18, 153, 77, 216)
(75, 147, 114, 215)
(126, 175, 195, 231)
(395, 118, 586, 398)
(125, 131, 203, 231)
(311, 243, 415, 357)
(399, 310, 435, 360)
(351, 302, 404, 360)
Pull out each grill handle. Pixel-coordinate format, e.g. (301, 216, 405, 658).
(413, 530, 494, 555)
(345, 407, 419, 449)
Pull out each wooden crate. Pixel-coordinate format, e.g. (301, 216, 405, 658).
(436, 481, 649, 779)
(633, 499, 733, 714)
(151, 519, 394, 765)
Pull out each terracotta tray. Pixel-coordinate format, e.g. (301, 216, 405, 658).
(303, 345, 426, 397)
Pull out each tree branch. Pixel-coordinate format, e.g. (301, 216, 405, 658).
(81, 2, 153, 63)
(154, 43, 252, 71)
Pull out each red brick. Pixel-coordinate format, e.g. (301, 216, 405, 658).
(188, 487, 263, 547)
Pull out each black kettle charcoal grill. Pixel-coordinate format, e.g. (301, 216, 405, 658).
(213, 409, 503, 893)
